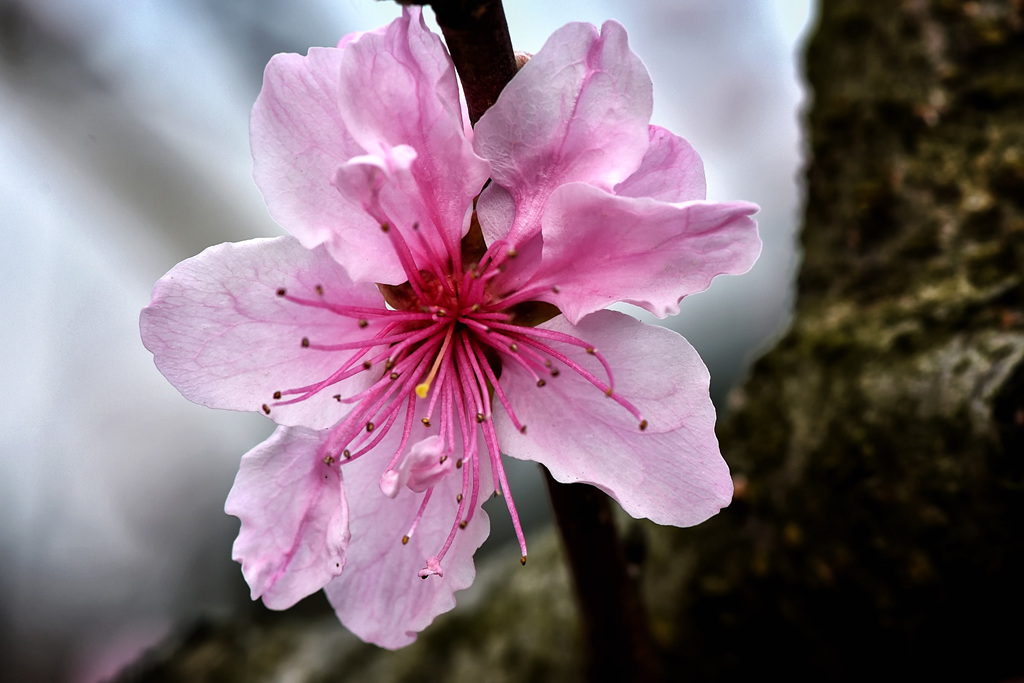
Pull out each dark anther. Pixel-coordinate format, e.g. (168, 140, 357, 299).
(551, 369, 560, 377)
(380, 222, 390, 233)
(301, 337, 310, 348)
(333, 394, 341, 401)
(422, 417, 431, 427)
(520, 556, 527, 566)
(276, 288, 286, 297)
(476, 413, 485, 423)
(537, 379, 546, 388)
(343, 449, 351, 459)
(358, 319, 369, 328)
(390, 372, 400, 381)
(519, 425, 527, 434)
(363, 360, 372, 370)
(456, 494, 463, 503)
(639, 419, 648, 431)
(366, 422, 375, 432)
(315, 284, 324, 296)
(273, 391, 282, 399)
(261, 404, 270, 415)
(459, 520, 468, 529)
(456, 459, 463, 469)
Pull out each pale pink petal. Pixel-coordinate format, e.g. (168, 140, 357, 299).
(225, 426, 349, 610)
(474, 20, 652, 245)
(378, 435, 453, 498)
(324, 419, 493, 649)
(337, 8, 489, 261)
(331, 147, 457, 264)
(251, 48, 407, 283)
(528, 183, 760, 324)
(403, 436, 455, 493)
(140, 237, 385, 429)
(494, 310, 732, 527)
(614, 125, 706, 202)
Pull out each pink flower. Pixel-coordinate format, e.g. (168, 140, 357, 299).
(140, 8, 760, 648)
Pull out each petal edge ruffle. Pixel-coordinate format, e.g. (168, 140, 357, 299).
(225, 426, 350, 610)
(494, 310, 733, 527)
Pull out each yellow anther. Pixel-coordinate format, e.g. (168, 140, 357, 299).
(415, 325, 454, 399)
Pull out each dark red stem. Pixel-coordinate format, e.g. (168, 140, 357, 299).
(544, 473, 660, 682)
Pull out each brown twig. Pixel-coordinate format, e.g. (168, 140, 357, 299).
(397, 0, 518, 125)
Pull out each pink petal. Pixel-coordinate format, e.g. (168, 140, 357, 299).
(474, 20, 652, 245)
(493, 310, 733, 527)
(225, 426, 349, 610)
(324, 421, 493, 649)
(378, 435, 453, 498)
(614, 125, 707, 202)
(336, 8, 489, 262)
(529, 183, 761, 324)
(251, 47, 406, 283)
(140, 237, 385, 429)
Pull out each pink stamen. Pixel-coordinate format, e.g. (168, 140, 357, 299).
(345, 396, 405, 461)
(270, 208, 652, 579)
(470, 340, 527, 436)
(452, 387, 480, 526)
(408, 222, 456, 297)
(380, 222, 430, 299)
(403, 487, 434, 544)
(481, 417, 527, 561)
(453, 337, 487, 420)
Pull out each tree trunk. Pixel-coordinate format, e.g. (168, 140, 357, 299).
(663, 1, 1024, 680)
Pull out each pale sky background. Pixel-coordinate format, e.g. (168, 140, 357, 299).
(0, 1, 815, 680)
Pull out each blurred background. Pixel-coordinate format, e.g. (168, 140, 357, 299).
(0, 1, 814, 680)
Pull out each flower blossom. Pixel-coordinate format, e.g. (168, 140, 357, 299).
(140, 7, 760, 648)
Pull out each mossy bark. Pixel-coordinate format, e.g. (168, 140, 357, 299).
(120, 2, 1024, 681)
(662, 1, 1024, 680)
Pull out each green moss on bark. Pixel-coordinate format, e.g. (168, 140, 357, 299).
(661, 2, 1024, 680)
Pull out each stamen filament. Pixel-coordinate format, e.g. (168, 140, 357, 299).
(403, 487, 434, 543)
(482, 418, 527, 561)
(416, 324, 455, 398)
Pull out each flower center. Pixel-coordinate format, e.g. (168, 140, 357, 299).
(264, 215, 646, 577)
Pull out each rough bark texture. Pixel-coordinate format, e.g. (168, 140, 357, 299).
(119, 2, 1024, 680)
(664, 1, 1024, 679)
